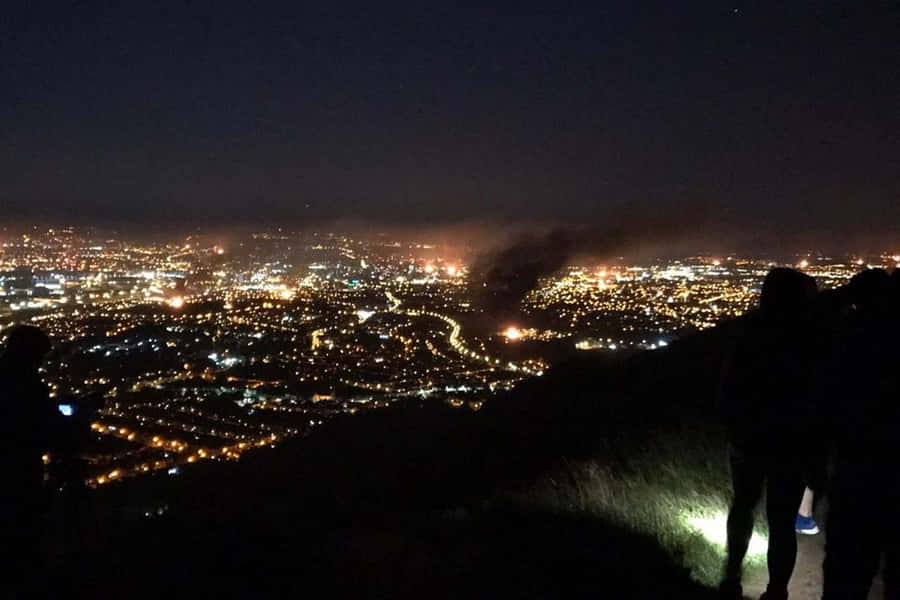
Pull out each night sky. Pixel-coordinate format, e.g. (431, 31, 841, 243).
(1, 3, 898, 238)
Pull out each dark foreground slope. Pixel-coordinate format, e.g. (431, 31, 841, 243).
(46, 319, 746, 599)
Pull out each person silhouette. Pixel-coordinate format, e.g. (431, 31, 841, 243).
(822, 268, 899, 600)
(718, 267, 821, 600)
(0, 325, 56, 584)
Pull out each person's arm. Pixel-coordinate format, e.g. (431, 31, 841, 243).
(804, 327, 844, 494)
(718, 337, 750, 448)
(35, 379, 65, 454)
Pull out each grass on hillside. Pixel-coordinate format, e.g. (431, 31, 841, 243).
(496, 423, 769, 587)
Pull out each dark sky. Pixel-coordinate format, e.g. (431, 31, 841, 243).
(1, 2, 898, 238)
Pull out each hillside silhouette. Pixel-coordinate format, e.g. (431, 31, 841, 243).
(39, 318, 747, 599)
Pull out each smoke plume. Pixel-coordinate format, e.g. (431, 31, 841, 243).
(469, 208, 711, 316)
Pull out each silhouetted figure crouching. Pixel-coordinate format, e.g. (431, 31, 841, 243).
(719, 268, 822, 600)
(822, 269, 900, 599)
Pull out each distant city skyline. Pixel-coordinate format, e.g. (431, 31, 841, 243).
(3, 226, 888, 486)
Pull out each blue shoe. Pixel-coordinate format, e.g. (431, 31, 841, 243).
(795, 514, 819, 535)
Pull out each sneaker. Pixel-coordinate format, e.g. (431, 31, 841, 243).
(795, 514, 820, 535)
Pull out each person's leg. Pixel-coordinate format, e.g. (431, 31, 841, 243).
(723, 452, 765, 590)
(794, 485, 821, 535)
(885, 541, 899, 600)
(1, 490, 45, 595)
(798, 486, 814, 518)
(763, 464, 806, 599)
(881, 472, 900, 600)
(822, 464, 881, 600)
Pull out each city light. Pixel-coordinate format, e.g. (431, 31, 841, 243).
(504, 326, 522, 341)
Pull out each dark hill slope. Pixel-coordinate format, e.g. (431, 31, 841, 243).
(76, 319, 744, 599)
(189, 315, 741, 514)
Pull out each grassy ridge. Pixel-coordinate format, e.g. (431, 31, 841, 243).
(499, 426, 767, 586)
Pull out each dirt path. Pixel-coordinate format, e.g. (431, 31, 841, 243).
(742, 529, 883, 599)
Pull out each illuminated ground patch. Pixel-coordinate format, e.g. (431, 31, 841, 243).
(683, 510, 768, 558)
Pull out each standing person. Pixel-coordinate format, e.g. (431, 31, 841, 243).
(718, 268, 821, 600)
(0, 325, 56, 589)
(822, 269, 899, 599)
